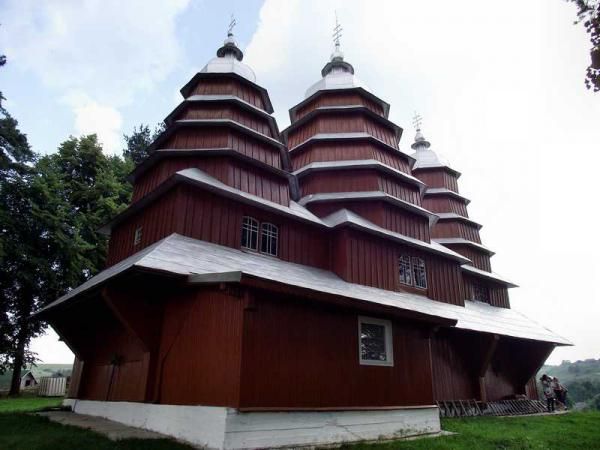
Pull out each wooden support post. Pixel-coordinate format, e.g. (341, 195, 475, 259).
(478, 334, 500, 403)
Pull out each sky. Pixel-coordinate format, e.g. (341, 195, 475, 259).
(1, 0, 599, 366)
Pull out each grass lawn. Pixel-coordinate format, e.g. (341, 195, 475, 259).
(0, 395, 598, 450)
(344, 412, 600, 450)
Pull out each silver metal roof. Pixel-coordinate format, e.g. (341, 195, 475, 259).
(436, 212, 482, 229)
(298, 191, 438, 226)
(292, 159, 425, 193)
(37, 234, 571, 346)
(424, 188, 471, 204)
(461, 264, 518, 288)
(410, 129, 459, 174)
(322, 209, 469, 263)
(200, 33, 256, 83)
(433, 237, 496, 256)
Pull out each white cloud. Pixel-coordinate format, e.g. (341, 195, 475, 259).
(1, 0, 191, 152)
(64, 92, 123, 153)
(245, 0, 600, 364)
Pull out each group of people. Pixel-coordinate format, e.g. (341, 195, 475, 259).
(540, 374, 568, 412)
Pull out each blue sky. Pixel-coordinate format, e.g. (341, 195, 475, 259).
(2, 0, 599, 365)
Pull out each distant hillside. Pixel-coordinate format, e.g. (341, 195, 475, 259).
(0, 364, 73, 390)
(538, 358, 600, 408)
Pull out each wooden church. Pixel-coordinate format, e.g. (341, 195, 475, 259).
(38, 26, 570, 448)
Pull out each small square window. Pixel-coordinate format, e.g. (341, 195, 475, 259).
(473, 283, 490, 303)
(133, 227, 142, 246)
(358, 316, 394, 366)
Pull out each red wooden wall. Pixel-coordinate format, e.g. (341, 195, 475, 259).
(295, 91, 384, 119)
(189, 78, 267, 111)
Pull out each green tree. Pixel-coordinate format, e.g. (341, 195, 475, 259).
(122, 123, 164, 166)
(571, 0, 600, 91)
(2, 134, 132, 395)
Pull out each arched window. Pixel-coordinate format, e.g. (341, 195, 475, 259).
(241, 216, 259, 251)
(260, 223, 278, 256)
(411, 257, 427, 289)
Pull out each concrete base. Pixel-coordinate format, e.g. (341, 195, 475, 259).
(64, 399, 440, 449)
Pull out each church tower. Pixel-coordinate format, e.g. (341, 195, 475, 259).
(411, 122, 517, 308)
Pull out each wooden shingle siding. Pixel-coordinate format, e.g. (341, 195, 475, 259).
(176, 103, 273, 137)
(132, 156, 289, 205)
(299, 170, 421, 205)
(107, 186, 329, 270)
(287, 114, 398, 149)
(239, 293, 434, 407)
(291, 141, 411, 173)
(162, 129, 282, 169)
(415, 170, 460, 193)
(188, 78, 266, 110)
(295, 91, 385, 119)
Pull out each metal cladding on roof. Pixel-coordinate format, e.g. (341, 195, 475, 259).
(436, 212, 483, 229)
(424, 188, 471, 204)
(322, 209, 469, 263)
(461, 264, 518, 288)
(433, 237, 495, 255)
(37, 234, 571, 346)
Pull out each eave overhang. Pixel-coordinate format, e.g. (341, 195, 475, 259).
(461, 264, 518, 288)
(288, 87, 391, 121)
(148, 119, 285, 154)
(100, 168, 324, 235)
(292, 159, 426, 195)
(164, 95, 279, 136)
(436, 212, 483, 230)
(298, 191, 438, 226)
(424, 187, 471, 205)
(433, 238, 496, 256)
(179, 72, 273, 114)
(128, 148, 290, 183)
(36, 233, 572, 346)
(288, 132, 415, 167)
(322, 209, 470, 264)
(412, 163, 461, 178)
(282, 106, 402, 144)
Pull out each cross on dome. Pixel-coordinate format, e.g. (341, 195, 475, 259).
(228, 14, 237, 37)
(333, 12, 343, 50)
(412, 112, 423, 131)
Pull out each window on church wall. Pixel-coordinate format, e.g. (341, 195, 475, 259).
(398, 254, 427, 289)
(241, 216, 259, 251)
(472, 283, 490, 303)
(358, 316, 394, 366)
(399, 255, 412, 285)
(133, 226, 143, 246)
(412, 257, 427, 289)
(260, 223, 278, 256)
(241, 216, 279, 257)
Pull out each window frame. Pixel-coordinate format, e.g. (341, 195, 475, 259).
(241, 216, 259, 251)
(133, 226, 143, 246)
(260, 222, 279, 256)
(472, 283, 490, 303)
(398, 255, 413, 286)
(411, 256, 428, 289)
(358, 316, 394, 367)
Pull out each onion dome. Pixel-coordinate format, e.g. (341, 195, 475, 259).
(411, 123, 451, 170)
(304, 31, 369, 98)
(200, 29, 256, 83)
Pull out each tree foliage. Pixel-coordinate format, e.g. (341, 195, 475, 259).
(571, 0, 600, 91)
(122, 123, 164, 166)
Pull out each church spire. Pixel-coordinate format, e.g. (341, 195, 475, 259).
(411, 112, 431, 150)
(321, 12, 354, 76)
(216, 14, 244, 61)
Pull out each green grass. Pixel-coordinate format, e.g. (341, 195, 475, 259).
(0, 394, 63, 413)
(343, 412, 600, 450)
(0, 414, 194, 450)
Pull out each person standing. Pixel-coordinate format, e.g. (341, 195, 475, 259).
(552, 376, 568, 409)
(541, 374, 555, 412)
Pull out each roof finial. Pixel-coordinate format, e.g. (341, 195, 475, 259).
(333, 11, 343, 50)
(412, 112, 423, 131)
(228, 13, 237, 37)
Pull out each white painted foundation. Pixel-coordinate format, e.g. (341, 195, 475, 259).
(63, 399, 440, 449)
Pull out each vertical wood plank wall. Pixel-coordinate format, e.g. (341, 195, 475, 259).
(239, 292, 435, 407)
(189, 78, 267, 111)
(295, 92, 385, 119)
